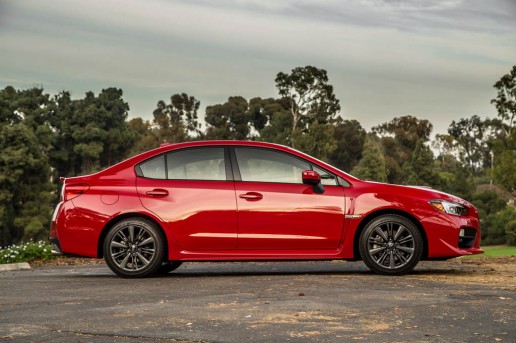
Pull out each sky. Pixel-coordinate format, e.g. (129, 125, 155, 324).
(1, 0, 515, 134)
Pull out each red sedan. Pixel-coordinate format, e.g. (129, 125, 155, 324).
(50, 140, 483, 277)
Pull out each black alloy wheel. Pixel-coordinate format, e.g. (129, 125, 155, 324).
(104, 218, 165, 278)
(359, 214, 423, 275)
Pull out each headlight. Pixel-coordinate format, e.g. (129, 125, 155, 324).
(429, 200, 467, 216)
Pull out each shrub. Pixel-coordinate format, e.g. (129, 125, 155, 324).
(506, 220, 516, 246)
(0, 241, 53, 264)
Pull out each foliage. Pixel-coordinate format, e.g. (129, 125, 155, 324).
(0, 241, 53, 264)
(329, 119, 366, 172)
(373, 115, 433, 184)
(505, 220, 516, 246)
(48, 88, 134, 177)
(490, 65, 516, 192)
(1, 65, 516, 246)
(154, 93, 201, 143)
(274, 66, 340, 156)
(471, 190, 515, 245)
(404, 140, 440, 187)
(205, 96, 251, 140)
(351, 134, 387, 182)
(0, 87, 55, 247)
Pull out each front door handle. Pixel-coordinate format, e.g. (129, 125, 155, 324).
(239, 192, 263, 201)
(146, 188, 169, 197)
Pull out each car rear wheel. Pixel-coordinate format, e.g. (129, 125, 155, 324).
(104, 218, 165, 278)
(359, 214, 423, 275)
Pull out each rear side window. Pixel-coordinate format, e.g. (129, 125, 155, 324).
(139, 155, 166, 179)
(167, 147, 225, 181)
(139, 147, 226, 180)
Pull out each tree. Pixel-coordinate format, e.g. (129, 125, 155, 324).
(471, 190, 510, 245)
(0, 86, 55, 246)
(48, 88, 134, 176)
(491, 65, 516, 192)
(329, 119, 366, 172)
(491, 65, 516, 141)
(295, 120, 337, 162)
(373, 115, 433, 183)
(255, 97, 294, 145)
(447, 115, 489, 175)
(351, 134, 387, 182)
(275, 66, 340, 149)
(153, 93, 201, 143)
(205, 96, 251, 140)
(127, 118, 159, 155)
(404, 140, 440, 187)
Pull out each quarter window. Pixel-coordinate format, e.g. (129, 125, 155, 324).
(235, 148, 310, 184)
(312, 165, 338, 186)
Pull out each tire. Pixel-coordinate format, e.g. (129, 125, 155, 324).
(157, 261, 183, 274)
(104, 218, 165, 278)
(359, 214, 423, 275)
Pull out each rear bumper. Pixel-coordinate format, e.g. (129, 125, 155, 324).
(49, 237, 62, 256)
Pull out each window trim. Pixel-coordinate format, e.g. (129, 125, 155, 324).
(230, 146, 342, 186)
(135, 146, 233, 182)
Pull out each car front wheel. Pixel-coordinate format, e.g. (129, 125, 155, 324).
(104, 218, 165, 278)
(359, 214, 423, 275)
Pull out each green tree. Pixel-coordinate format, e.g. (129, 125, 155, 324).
(153, 93, 201, 143)
(255, 97, 294, 145)
(295, 120, 336, 162)
(205, 96, 251, 140)
(373, 115, 433, 183)
(329, 119, 366, 172)
(471, 190, 511, 245)
(351, 134, 387, 182)
(491, 65, 516, 192)
(404, 140, 440, 187)
(275, 66, 340, 150)
(447, 115, 489, 175)
(48, 88, 133, 176)
(127, 118, 159, 155)
(0, 86, 55, 246)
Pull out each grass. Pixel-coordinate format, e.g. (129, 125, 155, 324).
(464, 245, 516, 258)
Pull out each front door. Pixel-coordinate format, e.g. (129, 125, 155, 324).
(233, 147, 345, 250)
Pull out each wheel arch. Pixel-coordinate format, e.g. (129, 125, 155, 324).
(97, 212, 168, 259)
(352, 208, 428, 260)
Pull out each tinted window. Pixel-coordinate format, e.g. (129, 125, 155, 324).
(167, 147, 225, 181)
(139, 155, 166, 179)
(312, 165, 338, 186)
(235, 148, 310, 184)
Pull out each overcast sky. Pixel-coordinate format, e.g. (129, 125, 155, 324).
(1, 0, 515, 134)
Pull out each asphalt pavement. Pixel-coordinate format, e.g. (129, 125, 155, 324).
(0, 261, 514, 342)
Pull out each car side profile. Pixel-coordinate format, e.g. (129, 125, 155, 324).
(50, 140, 483, 277)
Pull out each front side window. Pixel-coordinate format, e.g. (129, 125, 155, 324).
(167, 147, 226, 181)
(235, 148, 310, 184)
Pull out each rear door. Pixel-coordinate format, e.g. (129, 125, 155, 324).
(136, 146, 237, 251)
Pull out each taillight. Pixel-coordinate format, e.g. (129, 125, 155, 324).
(63, 183, 90, 201)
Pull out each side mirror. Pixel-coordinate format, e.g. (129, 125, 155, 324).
(302, 170, 325, 194)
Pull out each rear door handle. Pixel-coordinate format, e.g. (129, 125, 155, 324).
(239, 192, 263, 201)
(146, 189, 169, 197)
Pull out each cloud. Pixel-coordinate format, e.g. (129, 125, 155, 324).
(0, 0, 515, 133)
